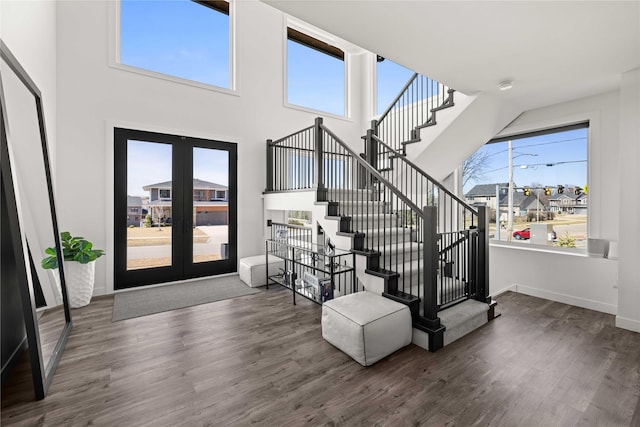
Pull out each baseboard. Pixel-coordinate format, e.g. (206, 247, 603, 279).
(491, 284, 516, 297)
(1, 336, 27, 384)
(511, 284, 617, 315)
(615, 315, 640, 333)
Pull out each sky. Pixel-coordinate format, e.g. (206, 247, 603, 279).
(463, 128, 588, 194)
(120, 0, 230, 88)
(127, 141, 229, 197)
(377, 59, 414, 114)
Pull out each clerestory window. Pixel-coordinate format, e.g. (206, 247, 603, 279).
(119, 0, 232, 90)
(376, 57, 414, 115)
(286, 27, 346, 117)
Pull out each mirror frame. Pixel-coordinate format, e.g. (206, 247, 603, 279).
(0, 40, 72, 400)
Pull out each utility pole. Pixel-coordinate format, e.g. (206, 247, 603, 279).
(495, 184, 500, 240)
(507, 140, 513, 241)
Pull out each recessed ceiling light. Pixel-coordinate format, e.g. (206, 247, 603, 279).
(498, 80, 513, 91)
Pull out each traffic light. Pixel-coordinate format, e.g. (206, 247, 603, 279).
(574, 187, 582, 196)
(523, 187, 531, 196)
(557, 185, 564, 194)
(544, 187, 551, 196)
(583, 185, 588, 195)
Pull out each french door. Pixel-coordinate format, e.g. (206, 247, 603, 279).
(114, 128, 237, 289)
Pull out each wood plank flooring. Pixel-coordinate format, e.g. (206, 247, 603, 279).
(2, 288, 640, 426)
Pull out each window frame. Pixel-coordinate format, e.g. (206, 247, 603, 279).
(470, 122, 590, 252)
(283, 19, 351, 120)
(159, 189, 171, 200)
(111, 0, 237, 95)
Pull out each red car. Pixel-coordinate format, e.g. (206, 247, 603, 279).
(513, 227, 557, 240)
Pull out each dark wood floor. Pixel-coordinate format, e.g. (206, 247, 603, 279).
(2, 288, 640, 426)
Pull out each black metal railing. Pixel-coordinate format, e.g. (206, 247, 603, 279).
(364, 133, 483, 308)
(373, 73, 453, 152)
(266, 118, 488, 350)
(270, 222, 313, 248)
(266, 125, 315, 192)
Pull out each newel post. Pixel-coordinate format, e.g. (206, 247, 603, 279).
(418, 205, 445, 351)
(314, 117, 327, 201)
(365, 129, 378, 170)
(475, 205, 491, 303)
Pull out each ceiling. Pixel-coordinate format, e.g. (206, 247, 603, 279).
(262, 0, 640, 111)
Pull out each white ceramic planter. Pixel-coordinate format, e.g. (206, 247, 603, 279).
(54, 260, 96, 308)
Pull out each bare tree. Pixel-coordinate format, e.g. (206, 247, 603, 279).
(462, 149, 491, 187)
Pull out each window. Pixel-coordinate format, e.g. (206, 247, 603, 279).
(376, 57, 414, 114)
(287, 27, 345, 116)
(120, 0, 231, 89)
(216, 190, 226, 199)
(194, 190, 205, 201)
(159, 189, 171, 200)
(463, 124, 588, 248)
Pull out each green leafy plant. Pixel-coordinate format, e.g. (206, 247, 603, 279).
(41, 231, 105, 270)
(554, 231, 576, 248)
(143, 213, 153, 227)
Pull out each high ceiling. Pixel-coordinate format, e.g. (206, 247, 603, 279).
(263, 0, 640, 111)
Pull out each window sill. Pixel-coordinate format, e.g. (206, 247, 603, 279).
(109, 62, 239, 97)
(490, 240, 590, 257)
(284, 102, 352, 123)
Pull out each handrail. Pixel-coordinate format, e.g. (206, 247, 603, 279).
(438, 230, 470, 256)
(371, 134, 476, 212)
(377, 72, 419, 124)
(373, 72, 453, 152)
(270, 125, 315, 145)
(320, 124, 422, 215)
(270, 221, 311, 230)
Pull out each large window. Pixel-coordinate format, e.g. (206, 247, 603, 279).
(463, 125, 588, 248)
(287, 28, 345, 116)
(120, 0, 231, 89)
(376, 57, 414, 114)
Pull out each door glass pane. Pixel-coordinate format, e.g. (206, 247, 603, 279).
(127, 140, 172, 270)
(192, 147, 229, 263)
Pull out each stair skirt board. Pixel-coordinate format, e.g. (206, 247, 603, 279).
(412, 299, 489, 351)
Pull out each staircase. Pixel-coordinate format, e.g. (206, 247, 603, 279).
(264, 73, 496, 352)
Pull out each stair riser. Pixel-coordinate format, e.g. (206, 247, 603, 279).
(336, 205, 390, 216)
(351, 217, 400, 229)
(364, 232, 415, 246)
(381, 250, 421, 264)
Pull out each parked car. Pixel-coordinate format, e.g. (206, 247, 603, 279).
(512, 227, 557, 240)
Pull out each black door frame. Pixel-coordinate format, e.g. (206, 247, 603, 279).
(114, 127, 237, 289)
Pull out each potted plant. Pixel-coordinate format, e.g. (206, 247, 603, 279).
(42, 231, 104, 308)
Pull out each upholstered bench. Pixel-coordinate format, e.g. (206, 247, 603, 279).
(321, 291, 412, 366)
(239, 255, 284, 287)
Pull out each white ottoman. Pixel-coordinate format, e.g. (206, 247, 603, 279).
(239, 255, 285, 287)
(322, 291, 412, 366)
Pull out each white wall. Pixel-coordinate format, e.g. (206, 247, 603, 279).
(54, 0, 369, 295)
(490, 244, 618, 314)
(488, 90, 633, 326)
(1, 0, 57, 169)
(617, 68, 640, 332)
